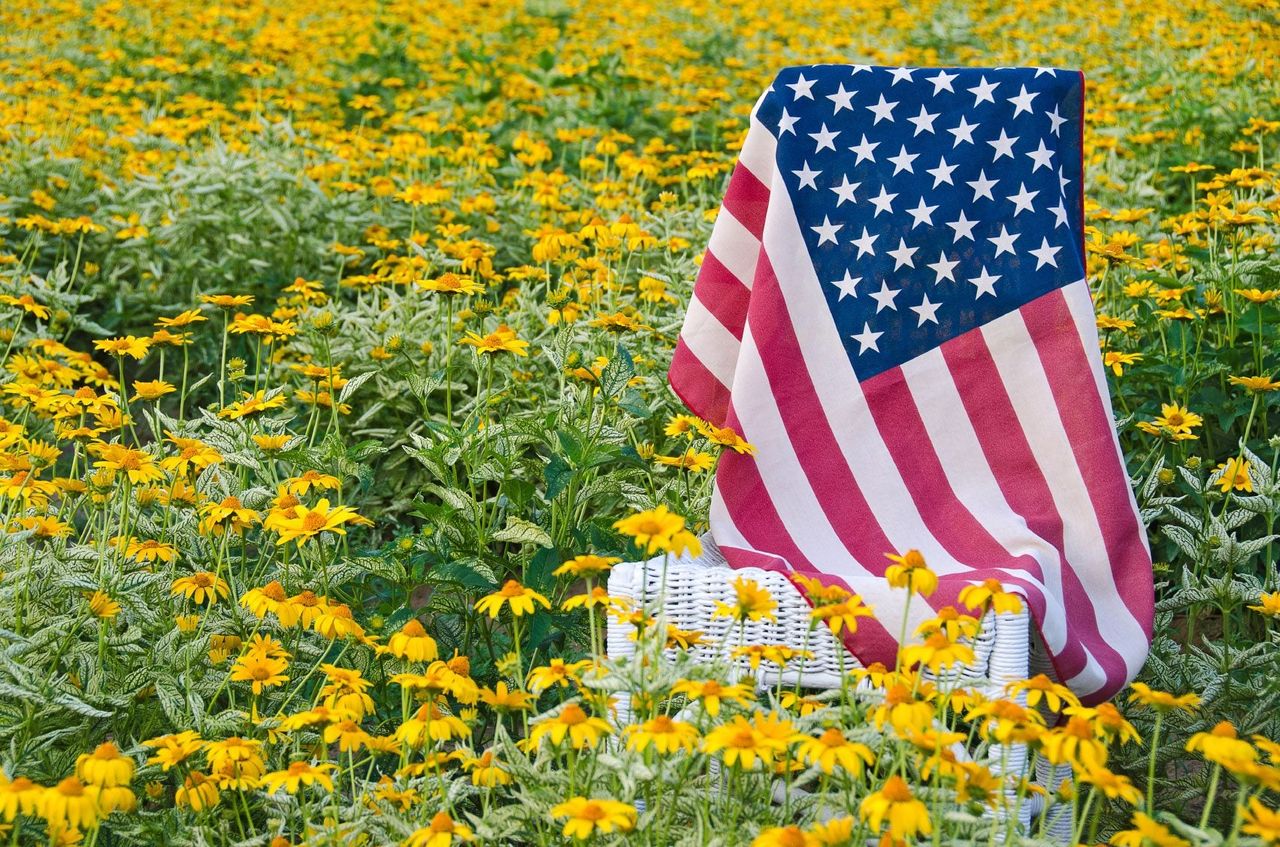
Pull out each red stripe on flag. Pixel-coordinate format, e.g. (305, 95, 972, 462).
(722, 162, 770, 240)
(857, 364, 1063, 632)
(1022, 291, 1154, 641)
(715, 411, 904, 667)
(941, 327, 1128, 685)
(693, 252, 751, 340)
(747, 252, 916, 580)
(669, 339, 731, 428)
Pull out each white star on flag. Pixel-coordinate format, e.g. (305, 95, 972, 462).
(989, 225, 1019, 256)
(869, 281, 900, 312)
(911, 292, 942, 325)
(811, 215, 842, 245)
(830, 270, 861, 300)
(786, 73, 816, 99)
(830, 174, 860, 205)
(850, 322, 883, 353)
(1029, 237, 1062, 269)
(792, 161, 820, 189)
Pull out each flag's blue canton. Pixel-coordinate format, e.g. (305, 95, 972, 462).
(754, 64, 1086, 381)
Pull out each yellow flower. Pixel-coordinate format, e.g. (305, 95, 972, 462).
(1215, 457, 1253, 493)
(266, 498, 367, 546)
(859, 776, 931, 841)
(808, 817, 856, 846)
(624, 715, 700, 755)
(319, 664, 376, 717)
(204, 738, 265, 790)
(1249, 592, 1280, 617)
(120, 537, 177, 564)
(388, 619, 439, 662)
(872, 683, 937, 736)
(200, 294, 254, 309)
(174, 772, 219, 811)
(654, 449, 715, 472)
(553, 554, 621, 579)
(155, 309, 208, 328)
(1077, 765, 1143, 804)
(1039, 716, 1109, 768)
(252, 433, 293, 452)
(229, 653, 289, 694)
(89, 442, 165, 485)
(76, 742, 134, 788)
(811, 595, 875, 635)
(198, 495, 258, 536)
(143, 731, 203, 771)
(612, 504, 697, 555)
(527, 703, 612, 750)
(478, 681, 536, 714)
(562, 586, 624, 612)
(0, 293, 51, 319)
(1103, 350, 1142, 376)
(12, 515, 72, 540)
(915, 607, 981, 642)
(403, 811, 475, 846)
(549, 797, 637, 840)
(958, 578, 1023, 614)
(713, 575, 777, 623)
(0, 775, 43, 822)
(217, 390, 287, 420)
(38, 777, 101, 831)
(459, 324, 530, 356)
(93, 336, 151, 360)
(1242, 797, 1280, 843)
(701, 714, 790, 770)
(1113, 812, 1191, 847)
(474, 580, 551, 619)
(86, 591, 121, 620)
(526, 658, 591, 693)
(753, 827, 817, 847)
(130, 380, 176, 402)
(700, 422, 757, 454)
(285, 470, 341, 495)
(1007, 674, 1081, 714)
(670, 678, 754, 718)
(1186, 721, 1256, 768)
(261, 761, 336, 795)
(1127, 682, 1201, 713)
(1229, 374, 1280, 393)
(796, 727, 875, 776)
(240, 581, 292, 623)
(417, 273, 484, 296)
(899, 632, 976, 674)
(464, 750, 513, 788)
(884, 549, 938, 597)
(171, 572, 230, 605)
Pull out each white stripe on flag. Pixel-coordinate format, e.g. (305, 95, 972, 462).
(1061, 281, 1152, 558)
(899, 347, 1070, 654)
(728, 326, 933, 634)
(706, 211, 760, 287)
(679, 294, 740, 389)
(759, 156, 971, 582)
(739, 112, 778, 185)
(982, 311, 1147, 683)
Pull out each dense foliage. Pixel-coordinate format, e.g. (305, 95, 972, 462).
(0, 0, 1279, 844)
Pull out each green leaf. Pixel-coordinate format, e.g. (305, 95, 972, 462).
(492, 516, 552, 548)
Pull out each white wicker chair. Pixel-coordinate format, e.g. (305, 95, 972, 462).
(606, 532, 1074, 841)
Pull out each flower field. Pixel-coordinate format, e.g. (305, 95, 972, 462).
(1, 0, 1279, 844)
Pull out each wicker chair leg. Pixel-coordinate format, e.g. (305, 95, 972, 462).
(984, 610, 1034, 832)
(1034, 755, 1074, 843)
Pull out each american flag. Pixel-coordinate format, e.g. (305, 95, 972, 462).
(670, 64, 1153, 704)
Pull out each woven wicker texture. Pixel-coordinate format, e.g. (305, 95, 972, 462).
(605, 532, 1074, 840)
